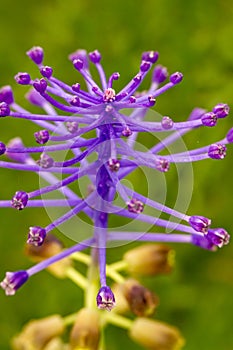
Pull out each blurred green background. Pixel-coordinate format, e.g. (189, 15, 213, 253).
(0, 0, 233, 349)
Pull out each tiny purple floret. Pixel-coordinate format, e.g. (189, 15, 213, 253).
(128, 198, 144, 214)
(15, 72, 31, 85)
(96, 286, 115, 311)
(201, 112, 218, 127)
(208, 144, 226, 160)
(40, 66, 53, 79)
(0, 102, 10, 117)
(213, 103, 230, 119)
(170, 72, 183, 84)
(27, 46, 44, 65)
(37, 153, 54, 169)
(0, 86, 14, 105)
(27, 226, 47, 246)
(141, 51, 159, 64)
(11, 191, 28, 210)
(108, 159, 120, 172)
(226, 128, 233, 143)
(89, 50, 102, 64)
(161, 116, 174, 130)
(0, 271, 29, 296)
(152, 65, 168, 84)
(66, 121, 79, 133)
(155, 158, 170, 172)
(0, 142, 6, 155)
(33, 78, 47, 94)
(34, 130, 50, 144)
(189, 215, 211, 234)
(206, 228, 230, 248)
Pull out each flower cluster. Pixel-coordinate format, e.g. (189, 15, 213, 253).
(0, 46, 232, 349)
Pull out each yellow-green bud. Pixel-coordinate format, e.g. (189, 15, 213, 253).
(123, 244, 175, 276)
(12, 315, 65, 350)
(121, 279, 159, 317)
(129, 318, 185, 350)
(70, 308, 100, 350)
(43, 337, 70, 350)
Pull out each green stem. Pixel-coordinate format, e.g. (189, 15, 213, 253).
(104, 313, 133, 330)
(108, 260, 127, 272)
(71, 251, 91, 264)
(65, 267, 87, 289)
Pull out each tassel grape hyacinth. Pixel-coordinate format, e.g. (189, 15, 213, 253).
(0, 46, 232, 349)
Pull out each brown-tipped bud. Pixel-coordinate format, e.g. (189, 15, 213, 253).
(121, 279, 159, 317)
(123, 244, 175, 276)
(11, 315, 65, 350)
(129, 318, 185, 350)
(70, 308, 100, 350)
(25, 234, 72, 278)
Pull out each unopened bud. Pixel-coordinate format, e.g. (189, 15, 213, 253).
(70, 308, 100, 350)
(12, 315, 65, 350)
(123, 244, 174, 276)
(121, 279, 159, 317)
(129, 318, 185, 350)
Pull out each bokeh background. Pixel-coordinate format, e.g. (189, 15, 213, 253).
(0, 0, 233, 349)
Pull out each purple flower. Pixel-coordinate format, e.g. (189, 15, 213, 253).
(0, 47, 231, 303)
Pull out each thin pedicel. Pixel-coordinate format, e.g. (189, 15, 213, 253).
(0, 47, 231, 307)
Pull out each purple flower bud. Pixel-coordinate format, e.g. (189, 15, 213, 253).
(27, 226, 47, 246)
(96, 286, 115, 311)
(11, 191, 28, 210)
(128, 198, 144, 214)
(189, 215, 211, 233)
(152, 65, 168, 84)
(161, 116, 174, 129)
(66, 121, 79, 133)
(213, 103, 229, 118)
(191, 233, 216, 251)
(15, 72, 31, 85)
(73, 59, 84, 71)
(206, 228, 230, 248)
(69, 49, 89, 69)
(34, 129, 50, 144)
(37, 153, 54, 169)
(40, 66, 53, 78)
(201, 112, 217, 127)
(103, 88, 116, 103)
(0, 85, 14, 104)
(129, 96, 136, 103)
(146, 96, 156, 107)
(188, 107, 206, 121)
(33, 78, 47, 94)
(140, 61, 152, 72)
(0, 142, 6, 155)
(71, 83, 81, 93)
(27, 46, 44, 65)
(69, 96, 80, 107)
(141, 51, 159, 64)
(155, 158, 170, 172)
(208, 143, 226, 160)
(89, 50, 102, 64)
(170, 72, 183, 84)
(122, 127, 132, 137)
(0, 270, 29, 295)
(6, 137, 29, 163)
(226, 128, 233, 143)
(0, 102, 10, 117)
(26, 89, 46, 107)
(108, 158, 120, 172)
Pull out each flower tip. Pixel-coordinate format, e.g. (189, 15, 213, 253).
(141, 51, 159, 64)
(189, 215, 211, 233)
(40, 65, 53, 78)
(206, 228, 230, 248)
(27, 226, 46, 247)
(152, 64, 168, 84)
(213, 103, 230, 118)
(208, 143, 226, 160)
(0, 142, 6, 155)
(0, 270, 29, 296)
(15, 72, 31, 85)
(96, 286, 116, 311)
(201, 112, 218, 127)
(170, 72, 183, 84)
(161, 116, 174, 129)
(26, 46, 44, 65)
(34, 129, 50, 144)
(73, 58, 84, 71)
(140, 60, 152, 72)
(0, 85, 14, 105)
(11, 191, 28, 210)
(0, 101, 10, 117)
(37, 153, 54, 168)
(155, 158, 170, 172)
(89, 50, 102, 64)
(127, 198, 144, 214)
(108, 158, 120, 172)
(33, 78, 47, 94)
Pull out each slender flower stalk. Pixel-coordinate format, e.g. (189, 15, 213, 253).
(0, 46, 232, 349)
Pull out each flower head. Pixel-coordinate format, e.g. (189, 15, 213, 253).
(0, 271, 29, 296)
